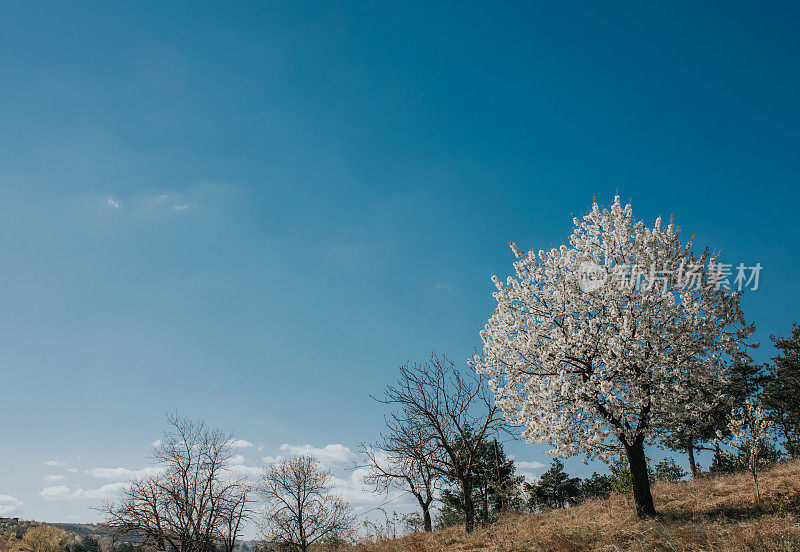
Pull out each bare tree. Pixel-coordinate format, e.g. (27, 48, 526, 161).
(101, 414, 252, 552)
(216, 482, 252, 552)
(258, 455, 353, 552)
(359, 428, 439, 532)
(378, 353, 505, 532)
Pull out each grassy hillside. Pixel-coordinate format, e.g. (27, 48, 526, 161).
(350, 459, 800, 552)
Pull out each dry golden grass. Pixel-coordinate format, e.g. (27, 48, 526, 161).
(347, 459, 800, 552)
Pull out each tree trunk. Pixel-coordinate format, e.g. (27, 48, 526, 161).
(752, 464, 760, 503)
(422, 505, 432, 532)
(494, 438, 505, 513)
(624, 439, 657, 518)
(413, 491, 434, 532)
(783, 425, 799, 458)
(482, 484, 489, 524)
(462, 478, 475, 533)
(751, 446, 761, 504)
(687, 439, 698, 479)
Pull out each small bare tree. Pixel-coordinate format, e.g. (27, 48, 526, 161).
(101, 414, 252, 552)
(216, 483, 252, 552)
(359, 429, 439, 532)
(379, 353, 505, 532)
(258, 455, 353, 552)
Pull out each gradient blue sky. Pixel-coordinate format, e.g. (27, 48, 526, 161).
(1, 0, 799, 524)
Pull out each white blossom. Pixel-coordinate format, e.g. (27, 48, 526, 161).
(727, 396, 774, 470)
(724, 395, 773, 501)
(471, 196, 752, 461)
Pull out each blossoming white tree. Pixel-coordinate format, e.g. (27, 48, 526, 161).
(726, 396, 773, 503)
(472, 196, 752, 517)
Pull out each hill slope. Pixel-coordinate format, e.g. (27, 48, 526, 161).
(50, 523, 119, 540)
(352, 459, 800, 552)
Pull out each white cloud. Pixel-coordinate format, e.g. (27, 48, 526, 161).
(226, 439, 254, 448)
(229, 463, 264, 480)
(516, 460, 546, 470)
(44, 460, 63, 467)
(100, 183, 236, 218)
(45, 474, 66, 483)
(519, 471, 539, 484)
(85, 466, 164, 480)
(507, 456, 545, 481)
(70, 483, 130, 500)
(279, 444, 354, 464)
(39, 486, 72, 500)
(251, 446, 395, 513)
(221, 454, 263, 481)
(435, 283, 454, 292)
(40, 483, 129, 501)
(0, 495, 23, 516)
(151, 439, 162, 447)
(67, 468, 78, 473)
(329, 468, 407, 511)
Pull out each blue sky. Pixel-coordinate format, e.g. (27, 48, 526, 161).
(1, 0, 799, 525)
